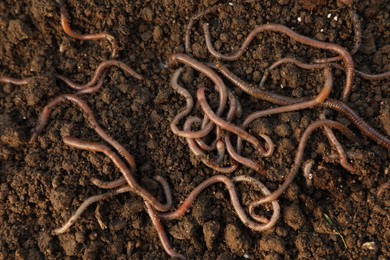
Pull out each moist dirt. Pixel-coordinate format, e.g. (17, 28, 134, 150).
(0, 0, 389, 259)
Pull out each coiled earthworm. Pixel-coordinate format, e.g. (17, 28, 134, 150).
(184, 116, 238, 173)
(197, 87, 270, 158)
(232, 175, 279, 225)
(168, 53, 228, 118)
(320, 110, 356, 173)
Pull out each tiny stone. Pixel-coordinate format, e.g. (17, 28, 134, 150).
(274, 123, 291, 137)
(283, 204, 305, 230)
(219, 33, 229, 43)
(152, 26, 162, 42)
(277, 0, 289, 5)
(259, 236, 286, 254)
(315, 32, 326, 41)
(141, 7, 154, 22)
(203, 221, 220, 249)
(89, 232, 98, 241)
(141, 30, 152, 42)
(224, 223, 251, 254)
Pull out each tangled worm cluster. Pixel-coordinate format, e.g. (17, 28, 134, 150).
(1, 1, 389, 259)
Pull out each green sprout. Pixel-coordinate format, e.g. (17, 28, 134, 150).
(324, 213, 348, 249)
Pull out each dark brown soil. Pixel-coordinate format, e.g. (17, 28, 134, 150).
(1, 0, 389, 259)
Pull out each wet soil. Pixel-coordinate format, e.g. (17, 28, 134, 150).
(1, 0, 389, 259)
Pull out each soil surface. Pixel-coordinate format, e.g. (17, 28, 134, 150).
(1, 0, 389, 259)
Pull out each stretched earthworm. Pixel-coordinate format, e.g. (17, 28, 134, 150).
(91, 176, 126, 189)
(329, 62, 390, 80)
(203, 23, 354, 101)
(0, 76, 33, 85)
(251, 120, 358, 205)
(314, 8, 362, 64)
(260, 57, 390, 83)
(259, 57, 328, 88)
(55, 60, 143, 91)
(63, 136, 173, 212)
(144, 202, 186, 259)
(30, 94, 137, 174)
(216, 62, 311, 106)
(322, 99, 390, 149)
(53, 185, 131, 235)
(55, 0, 118, 58)
(184, 5, 221, 53)
(158, 175, 280, 232)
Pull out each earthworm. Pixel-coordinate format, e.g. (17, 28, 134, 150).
(77, 74, 106, 95)
(144, 202, 186, 259)
(158, 175, 280, 232)
(169, 67, 197, 137)
(224, 135, 265, 174)
(30, 94, 137, 174)
(203, 23, 354, 101)
(62, 136, 173, 212)
(234, 68, 333, 151)
(320, 111, 355, 173)
(322, 99, 390, 149)
(260, 57, 390, 83)
(55, 60, 144, 91)
(184, 116, 238, 173)
(194, 89, 240, 153)
(215, 140, 226, 164)
(92, 175, 170, 191)
(219, 64, 389, 149)
(197, 87, 270, 157)
(251, 119, 358, 205)
(168, 53, 228, 118)
(91, 176, 126, 189)
(53, 185, 131, 235)
(232, 175, 280, 226)
(216, 62, 311, 106)
(329, 62, 390, 80)
(259, 57, 328, 88)
(184, 5, 221, 53)
(314, 8, 362, 63)
(0, 76, 33, 85)
(55, 0, 118, 58)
